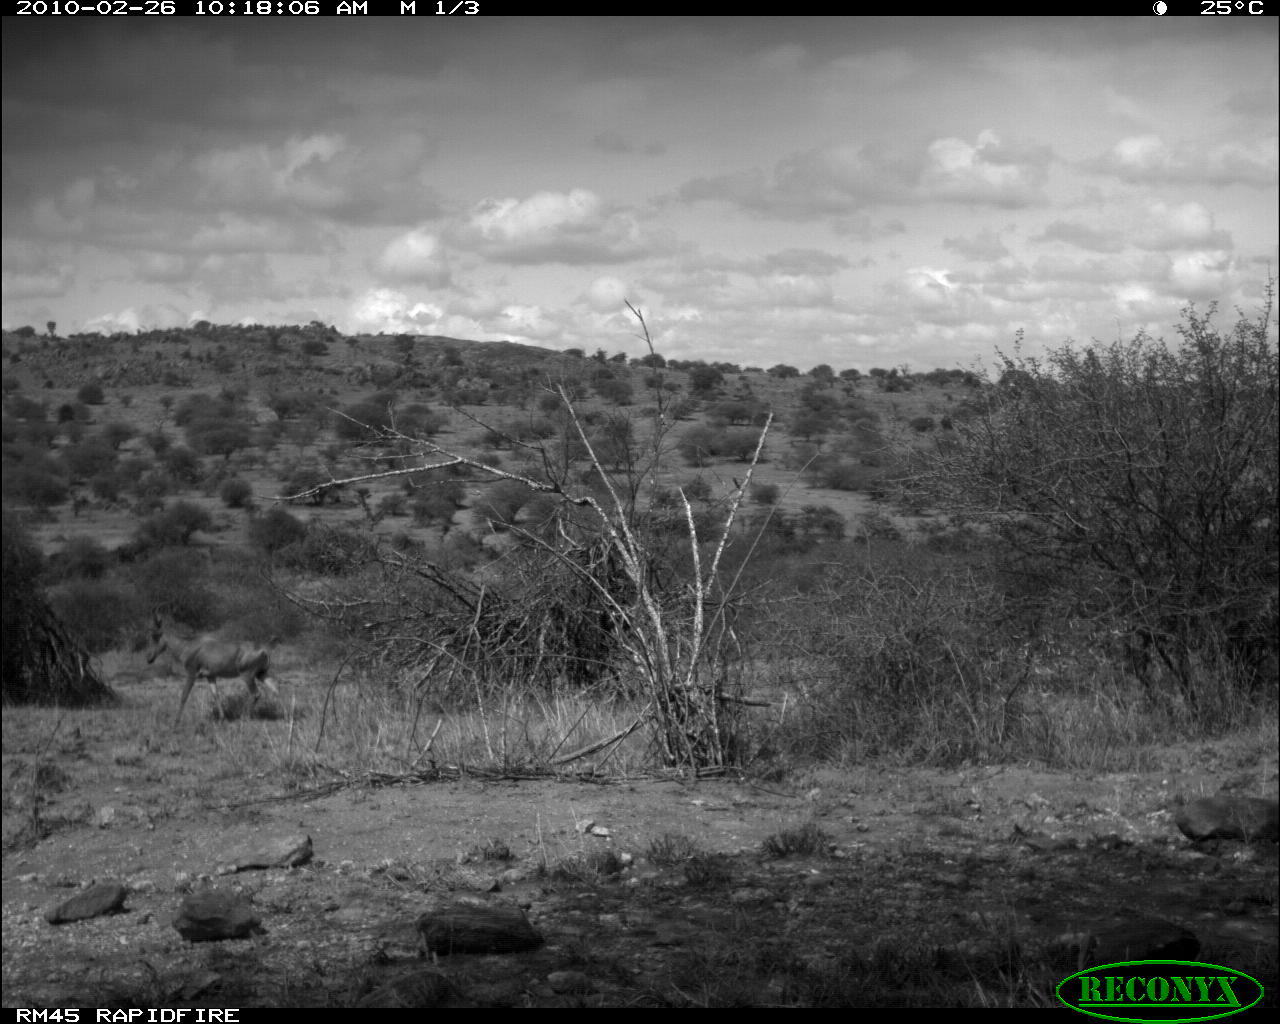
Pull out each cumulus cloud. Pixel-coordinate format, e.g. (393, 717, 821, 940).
(919, 130, 1051, 207)
(192, 132, 442, 223)
(349, 288, 446, 335)
(679, 131, 1050, 219)
(82, 308, 143, 334)
(1135, 201, 1231, 251)
(1038, 202, 1231, 256)
(451, 189, 668, 264)
(134, 251, 192, 283)
(1090, 133, 1278, 187)
(1038, 221, 1126, 254)
(31, 178, 96, 236)
(584, 275, 630, 312)
(943, 230, 1011, 262)
(1, 243, 74, 299)
(1168, 250, 1233, 299)
(1, 266, 74, 301)
(374, 228, 451, 287)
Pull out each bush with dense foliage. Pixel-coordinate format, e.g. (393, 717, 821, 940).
(923, 296, 1279, 704)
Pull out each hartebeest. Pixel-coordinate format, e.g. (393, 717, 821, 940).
(145, 611, 278, 724)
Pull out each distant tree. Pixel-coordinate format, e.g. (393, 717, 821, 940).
(162, 446, 202, 485)
(798, 504, 845, 541)
(76, 382, 105, 405)
(395, 403, 447, 438)
(809, 364, 835, 384)
(750, 481, 780, 506)
(688, 364, 724, 397)
(249, 507, 307, 553)
(635, 353, 666, 369)
(187, 418, 251, 461)
(14, 325, 36, 339)
(49, 535, 112, 581)
(335, 396, 397, 441)
(46, 321, 57, 338)
(839, 368, 862, 382)
(62, 437, 117, 479)
(219, 477, 253, 509)
(135, 500, 212, 548)
(101, 421, 136, 450)
(410, 480, 464, 533)
(594, 376, 634, 406)
(767, 364, 800, 379)
(792, 408, 835, 442)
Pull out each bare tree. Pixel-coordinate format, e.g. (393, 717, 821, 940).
(283, 307, 771, 768)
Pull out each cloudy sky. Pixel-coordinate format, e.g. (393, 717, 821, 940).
(2, 17, 1276, 370)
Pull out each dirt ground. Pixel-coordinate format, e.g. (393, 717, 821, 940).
(3, 698, 1277, 1008)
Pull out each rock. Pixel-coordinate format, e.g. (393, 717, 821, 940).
(355, 969, 470, 1008)
(1057, 918, 1200, 969)
(173, 890, 265, 941)
(228, 834, 314, 871)
(1174, 796, 1279, 843)
(45, 882, 128, 924)
(416, 897, 544, 955)
(547, 970, 596, 994)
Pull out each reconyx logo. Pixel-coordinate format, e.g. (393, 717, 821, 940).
(1057, 961, 1263, 1022)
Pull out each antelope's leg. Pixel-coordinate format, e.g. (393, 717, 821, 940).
(174, 670, 199, 725)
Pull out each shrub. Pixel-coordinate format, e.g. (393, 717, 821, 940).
(101, 421, 137, 449)
(9, 395, 46, 420)
(186, 417, 251, 460)
(162, 446, 202, 484)
(126, 548, 219, 628)
(62, 437, 117, 480)
(144, 429, 171, 456)
(798, 504, 846, 541)
(395, 403, 447, 438)
(750, 482, 780, 506)
(909, 415, 936, 433)
(2, 457, 69, 508)
(90, 471, 121, 503)
(478, 479, 530, 529)
(219, 477, 253, 509)
(687, 365, 724, 397)
(410, 481, 464, 531)
(813, 459, 877, 492)
(277, 524, 375, 575)
(135, 500, 212, 548)
(48, 579, 141, 653)
(924, 297, 1279, 702)
(678, 424, 719, 467)
(594, 376, 634, 405)
(248, 507, 307, 553)
(76, 382, 105, 405)
(682, 476, 713, 502)
(335, 396, 396, 441)
(133, 469, 175, 502)
(377, 492, 407, 517)
(49, 535, 112, 581)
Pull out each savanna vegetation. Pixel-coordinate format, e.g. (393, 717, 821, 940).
(2, 294, 1275, 774)
(3, 293, 1276, 1010)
